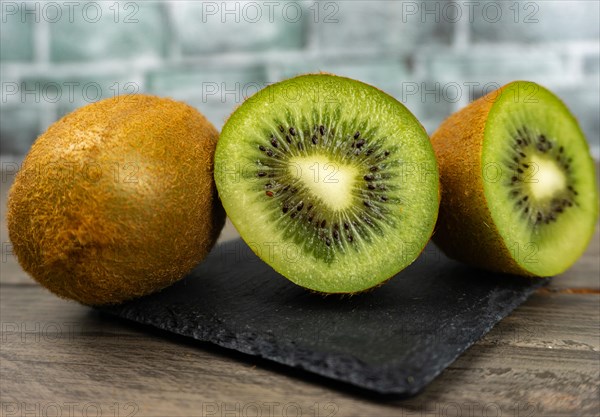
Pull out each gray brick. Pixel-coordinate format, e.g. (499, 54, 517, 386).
(147, 65, 267, 129)
(556, 85, 600, 154)
(49, 2, 168, 62)
(272, 58, 410, 97)
(171, 1, 305, 55)
(471, 1, 599, 43)
(424, 49, 568, 86)
(397, 81, 454, 128)
(0, 106, 41, 155)
(316, 1, 452, 51)
(19, 75, 141, 113)
(584, 54, 599, 76)
(0, 4, 34, 61)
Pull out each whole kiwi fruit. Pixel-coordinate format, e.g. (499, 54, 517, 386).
(7, 95, 225, 305)
(431, 81, 598, 277)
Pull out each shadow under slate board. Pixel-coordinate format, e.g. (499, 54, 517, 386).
(99, 239, 548, 396)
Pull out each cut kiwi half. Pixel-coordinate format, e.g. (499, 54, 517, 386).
(215, 74, 439, 293)
(431, 81, 598, 277)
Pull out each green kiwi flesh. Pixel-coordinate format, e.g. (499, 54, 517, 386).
(215, 74, 439, 293)
(483, 82, 598, 276)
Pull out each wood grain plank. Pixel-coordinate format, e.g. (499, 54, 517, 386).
(2, 284, 598, 416)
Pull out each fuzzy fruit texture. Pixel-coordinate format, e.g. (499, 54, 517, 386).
(7, 95, 225, 305)
(431, 81, 598, 276)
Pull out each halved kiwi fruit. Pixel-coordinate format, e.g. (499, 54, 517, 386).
(215, 74, 439, 293)
(431, 81, 598, 276)
(8, 95, 225, 305)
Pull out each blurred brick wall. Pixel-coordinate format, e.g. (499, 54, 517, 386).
(1, 0, 599, 159)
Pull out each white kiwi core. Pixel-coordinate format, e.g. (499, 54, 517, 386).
(527, 155, 567, 201)
(289, 154, 358, 211)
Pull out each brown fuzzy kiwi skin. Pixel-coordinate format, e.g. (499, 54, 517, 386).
(430, 83, 530, 276)
(7, 94, 225, 305)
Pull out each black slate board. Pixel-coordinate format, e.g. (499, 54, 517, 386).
(99, 239, 547, 396)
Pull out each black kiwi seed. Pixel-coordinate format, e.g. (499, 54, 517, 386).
(344, 222, 350, 230)
(312, 135, 318, 145)
(290, 212, 297, 219)
(321, 220, 326, 228)
(354, 131, 360, 139)
(356, 139, 365, 148)
(368, 184, 376, 190)
(286, 135, 292, 143)
(297, 202, 304, 211)
(319, 125, 325, 136)
(257, 171, 267, 177)
(259, 145, 266, 151)
(266, 149, 274, 157)
(370, 166, 378, 172)
(289, 127, 296, 136)
(333, 229, 339, 240)
(279, 125, 285, 132)
(362, 216, 375, 227)
(381, 195, 388, 201)
(282, 205, 289, 214)
(271, 138, 278, 147)
(364, 200, 372, 208)
(364, 174, 374, 181)
(325, 237, 331, 247)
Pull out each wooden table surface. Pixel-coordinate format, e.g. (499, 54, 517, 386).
(1, 172, 599, 417)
